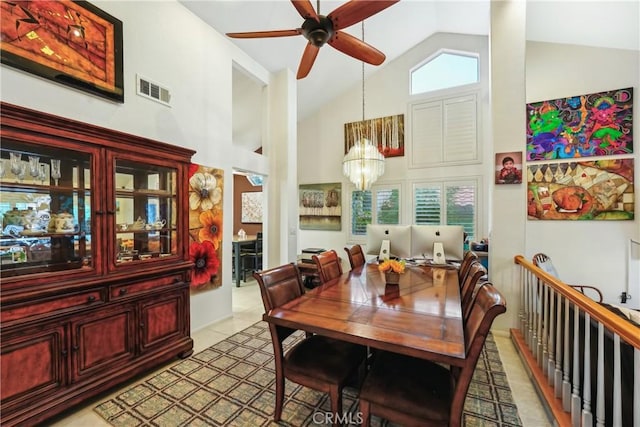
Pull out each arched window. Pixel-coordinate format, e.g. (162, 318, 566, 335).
(411, 51, 479, 95)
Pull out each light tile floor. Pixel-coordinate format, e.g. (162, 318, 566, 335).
(50, 279, 551, 427)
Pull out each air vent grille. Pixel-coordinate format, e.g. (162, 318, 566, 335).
(136, 74, 171, 106)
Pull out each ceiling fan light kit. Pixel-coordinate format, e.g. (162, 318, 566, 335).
(225, 0, 399, 79)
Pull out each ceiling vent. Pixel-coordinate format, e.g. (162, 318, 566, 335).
(136, 74, 171, 106)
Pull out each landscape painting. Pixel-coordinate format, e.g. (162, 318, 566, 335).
(345, 114, 404, 157)
(526, 87, 633, 161)
(299, 183, 342, 231)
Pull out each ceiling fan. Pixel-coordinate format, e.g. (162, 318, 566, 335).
(226, 0, 399, 79)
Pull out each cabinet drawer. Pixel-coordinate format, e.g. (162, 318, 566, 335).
(110, 274, 184, 300)
(2, 290, 103, 323)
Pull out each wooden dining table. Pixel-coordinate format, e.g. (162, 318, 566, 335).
(264, 262, 467, 366)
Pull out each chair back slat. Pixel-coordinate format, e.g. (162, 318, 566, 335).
(313, 250, 343, 284)
(459, 250, 479, 282)
(344, 244, 366, 269)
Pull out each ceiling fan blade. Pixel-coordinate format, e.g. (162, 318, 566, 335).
(291, 0, 319, 22)
(297, 43, 320, 79)
(328, 0, 399, 31)
(226, 29, 301, 39)
(328, 31, 385, 65)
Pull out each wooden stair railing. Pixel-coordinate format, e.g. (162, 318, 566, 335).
(513, 255, 639, 427)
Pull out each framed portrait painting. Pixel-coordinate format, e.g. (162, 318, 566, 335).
(0, 0, 124, 102)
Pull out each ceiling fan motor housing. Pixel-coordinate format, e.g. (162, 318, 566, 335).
(301, 15, 334, 47)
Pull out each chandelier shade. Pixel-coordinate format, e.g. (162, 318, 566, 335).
(342, 137, 385, 191)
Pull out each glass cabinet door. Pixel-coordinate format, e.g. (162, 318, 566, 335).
(0, 142, 93, 278)
(113, 158, 178, 266)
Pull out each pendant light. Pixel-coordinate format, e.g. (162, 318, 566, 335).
(342, 22, 385, 191)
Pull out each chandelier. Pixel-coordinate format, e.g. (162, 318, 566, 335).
(342, 21, 385, 191)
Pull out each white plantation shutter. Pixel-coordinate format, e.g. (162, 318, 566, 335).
(413, 180, 477, 241)
(443, 95, 477, 162)
(410, 101, 443, 164)
(409, 92, 479, 167)
(414, 185, 441, 224)
(350, 185, 401, 238)
(351, 191, 372, 235)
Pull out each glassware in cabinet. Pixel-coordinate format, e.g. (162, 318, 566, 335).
(113, 158, 178, 264)
(0, 142, 93, 278)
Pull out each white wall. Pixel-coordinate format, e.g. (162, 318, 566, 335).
(525, 41, 640, 308)
(0, 1, 278, 330)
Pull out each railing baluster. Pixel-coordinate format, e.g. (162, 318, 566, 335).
(554, 290, 563, 397)
(519, 267, 526, 335)
(572, 305, 581, 427)
(528, 272, 536, 349)
(548, 287, 556, 385)
(582, 312, 592, 426)
(596, 322, 604, 427)
(541, 284, 549, 371)
(563, 297, 571, 412)
(613, 334, 621, 427)
(511, 256, 639, 427)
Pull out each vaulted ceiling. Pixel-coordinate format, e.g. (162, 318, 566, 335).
(179, 1, 638, 151)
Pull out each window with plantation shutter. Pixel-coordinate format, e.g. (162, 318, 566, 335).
(351, 190, 372, 236)
(349, 184, 401, 238)
(413, 180, 477, 242)
(409, 92, 479, 168)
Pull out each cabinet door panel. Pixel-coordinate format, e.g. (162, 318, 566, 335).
(71, 305, 135, 383)
(1, 324, 66, 407)
(140, 290, 186, 351)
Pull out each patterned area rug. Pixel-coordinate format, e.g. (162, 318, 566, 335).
(95, 322, 522, 426)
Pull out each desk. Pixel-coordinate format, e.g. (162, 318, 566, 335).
(232, 235, 257, 287)
(265, 262, 465, 365)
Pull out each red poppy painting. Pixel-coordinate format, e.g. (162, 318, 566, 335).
(188, 164, 224, 289)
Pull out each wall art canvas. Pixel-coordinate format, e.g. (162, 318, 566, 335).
(0, 0, 124, 102)
(344, 114, 404, 157)
(527, 158, 634, 220)
(188, 164, 223, 290)
(495, 151, 523, 184)
(241, 192, 263, 223)
(526, 87, 633, 161)
(299, 183, 342, 231)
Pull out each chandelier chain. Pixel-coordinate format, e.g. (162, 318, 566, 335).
(362, 21, 365, 121)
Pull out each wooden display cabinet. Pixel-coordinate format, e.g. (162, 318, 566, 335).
(0, 102, 195, 426)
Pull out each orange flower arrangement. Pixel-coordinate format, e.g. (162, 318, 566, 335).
(378, 258, 406, 274)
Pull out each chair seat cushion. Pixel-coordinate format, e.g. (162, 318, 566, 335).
(285, 335, 366, 383)
(359, 351, 453, 423)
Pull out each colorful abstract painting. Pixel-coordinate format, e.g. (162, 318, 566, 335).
(345, 114, 404, 157)
(188, 164, 223, 290)
(526, 87, 633, 161)
(527, 158, 634, 220)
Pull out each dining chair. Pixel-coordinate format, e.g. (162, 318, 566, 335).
(532, 252, 603, 302)
(459, 261, 488, 315)
(344, 244, 366, 270)
(458, 250, 478, 283)
(253, 263, 367, 425)
(312, 249, 343, 284)
(358, 284, 507, 427)
(240, 232, 263, 281)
